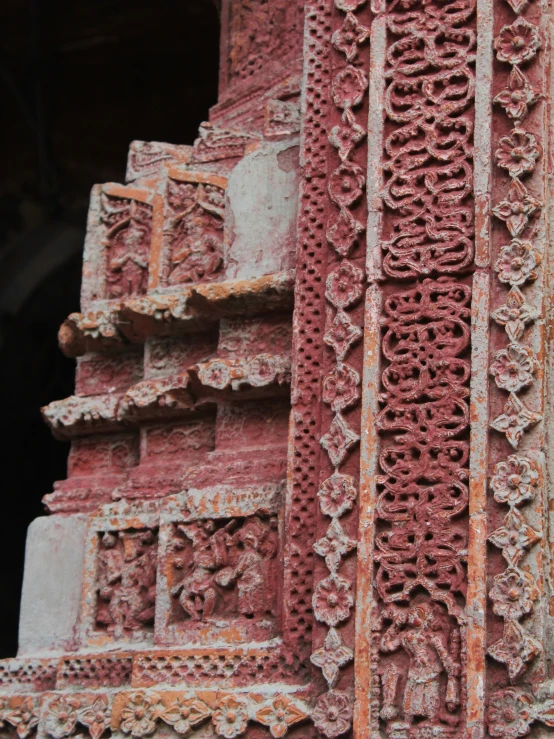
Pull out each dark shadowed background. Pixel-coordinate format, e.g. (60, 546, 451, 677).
(0, 0, 220, 657)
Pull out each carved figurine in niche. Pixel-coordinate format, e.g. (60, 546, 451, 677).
(101, 194, 152, 298)
(164, 179, 224, 286)
(95, 528, 157, 639)
(379, 600, 461, 738)
(170, 516, 278, 623)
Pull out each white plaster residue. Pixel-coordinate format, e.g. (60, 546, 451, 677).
(224, 140, 300, 280)
(18, 514, 88, 655)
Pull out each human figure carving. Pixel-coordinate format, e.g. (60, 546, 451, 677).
(171, 516, 278, 622)
(222, 517, 270, 617)
(379, 603, 461, 729)
(96, 530, 157, 638)
(166, 181, 224, 285)
(171, 519, 233, 620)
(101, 195, 151, 298)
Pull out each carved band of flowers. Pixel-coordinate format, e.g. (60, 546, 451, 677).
(41, 691, 312, 739)
(491, 13, 543, 447)
(311, 0, 369, 734)
(487, 454, 543, 679)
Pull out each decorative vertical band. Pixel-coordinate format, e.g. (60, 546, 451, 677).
(361, 0, 477, 736)
(309, 0, 373, 736)
(485, 0, 554, 732)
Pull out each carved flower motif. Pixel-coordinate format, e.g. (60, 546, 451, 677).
(491, 287, 539, 342)
(327, 208, 365, 257)
(335, 0, 367, 11)
(494, 67, 541, 121)
(120, 692, 161, 738)
(328, 122, 365, 161)
(329, 163, 365, 207)
(326, 261, 364, 309)
(490, 566, 540, 620)
(493, 178, 541, 238)
(197, 360, 231, 390)
(494, 239, 540, 287)
(491, 394, 542, 449)
(323, 363, 360, 412)
(488, 689, 533, 739)
(496, 129, 541, 178)
(489, 508, 542, 565)
(254, 696, 307, 738)
(488, 619, 542, 682)
(490, 343, 537, 393)
(332, 66, 368, 112)
(324, 310, 363, 361)
(312, 691, 352, 738)
(332, 12, 370, 62)
(160, 696, 211, 735)
(491, 455, 539, 507)
(314, 518, 356, 573)
(494, 18, 541, 65)
(247, 354, 279, 387)
(5, 698, 39, 739)
(212, 696, 249, 739)
(320, 412, 360, 467)
(311, 628, 354, 688)
(78, 697, 111, 739)
(318, 472, 357, 518)
(44, 697, 82, 739)
(313, 575, 354, 627)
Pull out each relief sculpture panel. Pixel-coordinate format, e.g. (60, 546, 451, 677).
(159, 515, 279, 644)
(159, 174, 226, 288)
(94, 529, 158, 641)
(101, 194, 152, 300)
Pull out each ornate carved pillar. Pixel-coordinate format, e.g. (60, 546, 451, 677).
(6, 0, 554, 738)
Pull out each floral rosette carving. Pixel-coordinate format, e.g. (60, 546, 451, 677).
(491, 10, 542, 448)
(487, 0, 545, 709)
(5, 698, 39, 739)
(488, 455, 542, 682)
(488, 687, 554, 738)
(106, 692, 308, 739)
(311, 0, 370, 733)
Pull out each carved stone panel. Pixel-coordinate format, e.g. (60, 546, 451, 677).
(94, 528, 158, 641)
(158, 515, 279, 645)
(153, 171, 227, 290)
(81, 184, 155, 309)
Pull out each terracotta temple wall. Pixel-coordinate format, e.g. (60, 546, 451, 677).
(4, 0, 554, 738)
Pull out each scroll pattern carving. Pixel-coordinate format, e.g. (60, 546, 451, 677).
(309, 0, 370, 735)
(374, 0, 476, 735)
(486, 0, 546, 719)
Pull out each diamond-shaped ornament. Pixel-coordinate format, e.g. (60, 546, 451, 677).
(503, 0, 531, 15)
(321, 412, 360, 467)
(489, 507, 542, 565)
(488, 619, 541, 681)
(491, 393, 541, 448)
(324, 309, 363, 361)
(491, 286, 539, 341)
